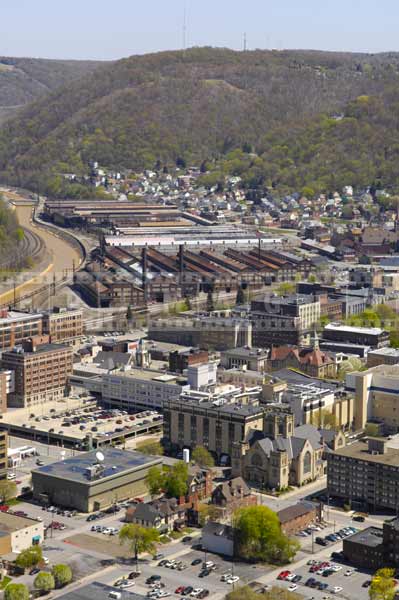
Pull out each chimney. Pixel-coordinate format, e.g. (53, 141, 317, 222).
(141, 247, 148, 304)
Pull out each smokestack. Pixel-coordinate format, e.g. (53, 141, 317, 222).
(142, 247, 148, 304)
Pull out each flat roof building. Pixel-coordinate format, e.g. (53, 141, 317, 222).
(1, 339, 73, 408)
(0, 512, 44, 555)
(323, 323, 389, 349)
(32, 448, 162, 512)
(327, 437, 399, 511)
(0, 310, 42, 350)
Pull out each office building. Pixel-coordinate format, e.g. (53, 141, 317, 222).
(220, 347, 269, 372)
(327, 437, 399, 512)
(367, 347, 399, 368)
(42, 306, 83, 343)
(163, 397, 265, 464)
(250, 294, 320, 347)
(0, 370, 14, 414)
(32, 448, 162, 512)
(0, 310, 42, 350)
(343, 518, 399, 570)
(148, 315, 252, 350)
(1, 338, 73, 408)
(323, 323, 389, 349)
(0, 430, 7, 480)
(346, 364, 399, 431)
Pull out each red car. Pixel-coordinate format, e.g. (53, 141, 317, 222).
(0, 505, 9, 512)
(175, 587, 185, 594)
(277, 571, 291, 580)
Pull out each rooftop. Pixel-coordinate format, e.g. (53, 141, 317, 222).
(330, 439, 399, 466)
(0, 310, 42, 326)
(368, 347, 399, 357)
(278, 501, 317, 524)
(345, 526, 384, 548)
(56, 582, 146, 600)
(3, 343, 70, 357)
(222, 346, 269, 358)
(103, 367, 181, 384)
(324, 323, 386, 336)
(0, 512, 43, 533)
(32, 448, 162, 485)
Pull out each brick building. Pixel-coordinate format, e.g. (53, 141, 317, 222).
(42, 307, 83, 343)
(1, 338, 73, 408)
(0, 430, 7, 480)
(278, 501, 321, 536)
(0, 310, 42, 350)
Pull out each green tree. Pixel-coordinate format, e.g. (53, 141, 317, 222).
(4, 584, 29, 600)
(164, 462, 188, 498)
(137, 440, 164, 456)
(0, 480, 17, 503)
(191, 446, 215, 468)
(337, 356, 363, 380)
(226, 585, 302, 600)
(369, 568, 396, 600)
(34, 572, 55, 594)
(15, 545, 43, 569)
(197, 503, 221, 526)
(119, 523, 160, 568)
(312, 409, 338, 430)
(234, 505, 299, 564)
(52, 564, 73, 588)
(276, 282, 296, 296)
(145, 466, 165, 497)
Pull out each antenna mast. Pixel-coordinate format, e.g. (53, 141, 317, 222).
(243, 32, 247, 52)
(183, 1, 187, 54)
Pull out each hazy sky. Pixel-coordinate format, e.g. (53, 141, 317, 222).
(2, 0, 399, 60)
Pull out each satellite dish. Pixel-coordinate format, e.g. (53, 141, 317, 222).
(96, 451, 105, 463)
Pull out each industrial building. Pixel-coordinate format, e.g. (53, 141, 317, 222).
(42, 307, 83, 343)
(0, 310, 43, 350)
(323, 323, 390, 349)
(32, 448, 162, 512)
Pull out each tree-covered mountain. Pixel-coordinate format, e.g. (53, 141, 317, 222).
(2, 47, 399, 194)
(0, 56, 103, 122)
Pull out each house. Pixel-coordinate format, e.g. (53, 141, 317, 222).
(126, 498, 186, 533)
(211, 477, 257, 513)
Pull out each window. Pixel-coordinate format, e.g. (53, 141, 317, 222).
(251, 453, 262, 467)
(303, 451, 312, 474)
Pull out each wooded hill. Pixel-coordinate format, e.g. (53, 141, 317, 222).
(2, 48, 399, 194)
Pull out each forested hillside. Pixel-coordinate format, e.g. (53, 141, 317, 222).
(2, 48, 399, 194)
(0, 56, 102, 122)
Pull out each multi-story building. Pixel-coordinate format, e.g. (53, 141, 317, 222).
(0, 370, 14, 414)
(269, 342, 336, 378)
(250, 294, 320, 347)
(1, 339, 73, 408)
(343, 518, 399, 570)
(220, 347, 269, 372)
(323, 323, 389, 349)
(367, 347, 399, 368)
(169, 349, 209, 374)
(0, 430, 7, 480)
(42, 307, 83, 343)
(148, 315, 252, 350)
(346, 364, 399, 431)
(327, 437, 399, 512)
(163, 397, 265, 464)
(0, 310, 42, 350)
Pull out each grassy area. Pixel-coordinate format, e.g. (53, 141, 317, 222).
(0, 576, 12, 590)
(169, 530, 183, 540)
(159, 535, 171, 544)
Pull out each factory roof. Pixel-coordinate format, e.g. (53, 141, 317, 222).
(32, 448, 161, 485)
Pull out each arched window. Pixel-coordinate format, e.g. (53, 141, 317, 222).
(251, 453, 262, 467)
(303, 451, 312, 474)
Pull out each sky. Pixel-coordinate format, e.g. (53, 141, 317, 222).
(2, 0, 399, 60)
